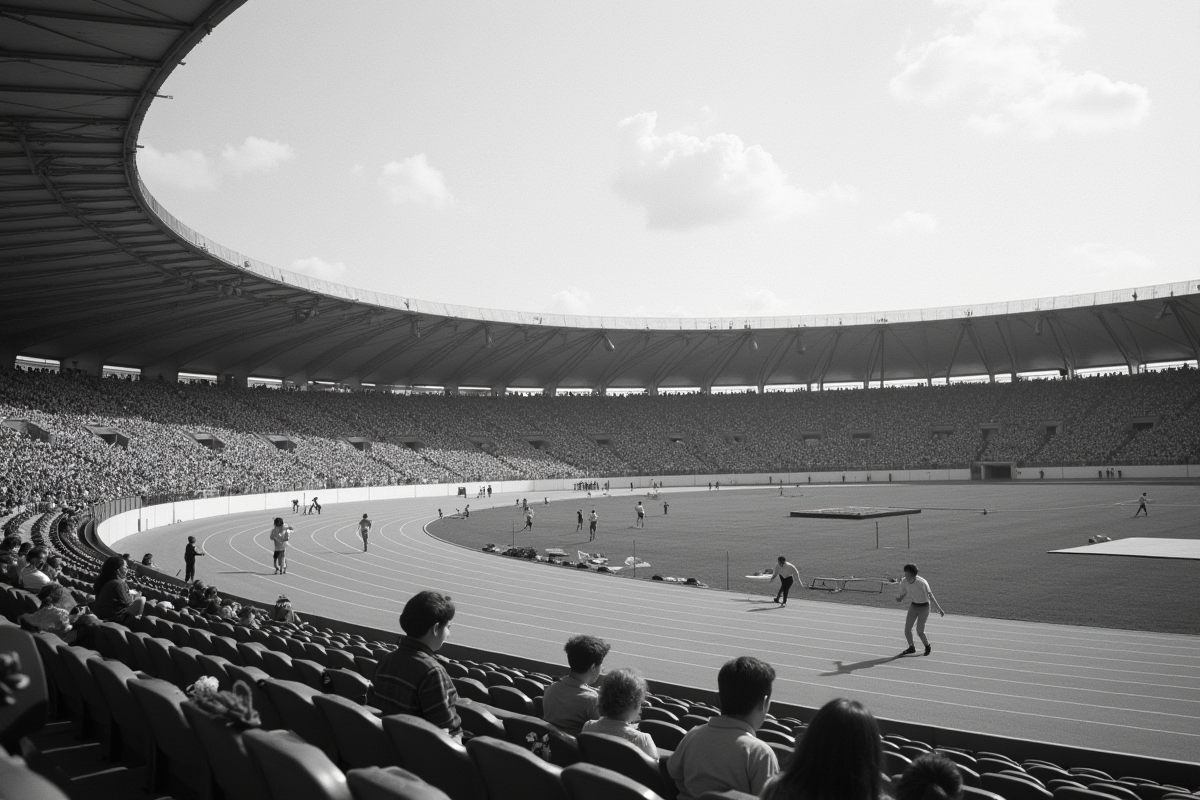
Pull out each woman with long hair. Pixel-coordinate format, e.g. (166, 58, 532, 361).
(760, 698, 885, 800)
(91, 554, 146, 622)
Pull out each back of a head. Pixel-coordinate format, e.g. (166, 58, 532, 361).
(274, 517, 283, 527)
(399, 590, 455, 637)
(896, 754, 963, 800)
(26, 546, 45, 565)
(717, 655, 775, 716)
(37, 582, 67, 607)
(93, 555, 125, 594)
(775, 698, 884, 800)
(564, 634, 612, 673)
(597, 667, 647, 718)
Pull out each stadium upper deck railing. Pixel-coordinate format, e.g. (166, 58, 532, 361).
(137, 177, 1200, 332)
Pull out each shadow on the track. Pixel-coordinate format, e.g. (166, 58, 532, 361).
(218, 570, 268, 575)
(820, 654, 905, 676)
(747, 606, 787, 613)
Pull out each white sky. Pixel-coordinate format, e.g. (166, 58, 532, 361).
(138, 0, 1200, 319)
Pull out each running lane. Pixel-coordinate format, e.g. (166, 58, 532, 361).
(113, 491, 1200, 763)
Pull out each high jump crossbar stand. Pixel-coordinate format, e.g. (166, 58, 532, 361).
(876, 506, 988, 549)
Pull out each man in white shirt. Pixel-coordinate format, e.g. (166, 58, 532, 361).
(269, 518, 291, 575)
(20, 546, 52, 592)
(895, 563, 945, 656)
(667, 656, 779, 800)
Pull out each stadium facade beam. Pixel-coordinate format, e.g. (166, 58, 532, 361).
(699, 333, 752, 392)
(594, 332, 680, 392)
(0, 6, 192, 30)
(303, 316, 408, 379)
(0, 48, 163, 69)
(1044, 314, 1077, 377)
(811, 329, 844, 389)
(1167, 300, 1200, 360)
(754, 330, 797, 391)
(646, 335, 707, 391)
(963, 321, 995, 380)
(233, 313, 371, 376)
(542, 333, 605, 391)
(1093, 309, 1139, 372)
(995, 318, 1021, 378)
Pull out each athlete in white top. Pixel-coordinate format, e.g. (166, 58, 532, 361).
(358, 514, 372, 553)
(770, 556, 804, 607)
(895, 563, 944, 656)
(269, 518, 291, 575)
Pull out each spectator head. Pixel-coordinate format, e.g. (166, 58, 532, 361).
(717, 656, 775, 720)
(45, 554, 61, 570)
(25, 546, 45, 567)
(774, 698, 885, 800)
(903, 563, 919, 577)
(187, 536, 196, 543)
(363, 513, 369, 519)
(273, 517, 284, 527)
(896, 754, 963, 800)
(597, 667, 648, 721)
(93, 555, 127, 593)
(204, 585, 219, 600)
(399, 590, 456, 644)
(37, 582, 69, 608)
(564, 634, 611, 676)
(141, 553, 153, 565)
(17, 542, 31, 556)
(778, 555, 787, 564)
(0, 535, 20, 553)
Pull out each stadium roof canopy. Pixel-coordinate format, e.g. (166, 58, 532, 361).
(2, 1, 1199, 393)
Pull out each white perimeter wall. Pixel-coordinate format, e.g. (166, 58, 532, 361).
(101, 464, 1196, 548)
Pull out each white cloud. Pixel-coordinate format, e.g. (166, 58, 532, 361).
(289, 256, 348, 282)
(882, 210, 939, 236)
(1062, 242, 1153, 284)
(612, 112, 853, 230)
(549, 286, 593, 315)
(220, 136, 295, 175)
(139, 136, 295, 191)
(740, 288, 791, 315)
(138, 145, 219, 190)
(891, 0, 1149, 137)
(378, 154, 454, 208)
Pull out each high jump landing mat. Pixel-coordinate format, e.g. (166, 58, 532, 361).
(1051, 537, 1200, 561)
(790, 506, 921, 520)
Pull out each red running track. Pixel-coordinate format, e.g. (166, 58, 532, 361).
(112, 490, 1200, 764)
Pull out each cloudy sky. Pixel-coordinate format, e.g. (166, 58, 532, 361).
(138, 0, 1199, 320)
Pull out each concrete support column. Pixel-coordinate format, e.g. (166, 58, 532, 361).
(67, 353, 103, 376)
(343, 376, 363, 390)
(285, 370, 308, 390)
(142, 361, 179, 383)
(222, 366, 248, 388)
(491, 384, 507, 397)
(444, 384, 459, 396)
(646, 386, 657, 396)
(0, 340, 17, 371)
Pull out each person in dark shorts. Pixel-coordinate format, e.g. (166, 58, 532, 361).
(269, 518, 291, 574)
(358, 513, 372, 552)
(1133, 492, 1149, 517)
(577, 509, 584, 532)
(184, 536, 205, 582)
(588, 509, 598, 541)
(771, 556, 803, 606)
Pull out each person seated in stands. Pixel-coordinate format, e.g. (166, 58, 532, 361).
(20, 546, 52, 591)
(20, 583, 97, 643)
(6, 542, 32, 584)
(667, 656, 779, 800)
(218, 599, 237, 620)
(543, 634, 611, 735)
(581, 666, 658, 759)
(91, 554, 146, 623)
(759, 698, 885, 800)
(272, 594, 304, 625)
(188, 581, 208, 611)
(43, 553, 62, 581)
(140, 553, 159, 570)
(201, 585, 222, 616)
(368, 590, 462, 740)
(894, 753, 963, 800)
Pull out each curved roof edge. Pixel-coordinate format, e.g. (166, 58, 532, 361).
(137, 180, 1199, 333)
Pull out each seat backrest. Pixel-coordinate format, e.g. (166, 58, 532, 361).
(561, 762, 665, 800)
(382, 714, 484, 800)
(1090, 784, 1145, 800)
(324, 668, 370, 704)
(456, 701, 507, 740)
(213, 635, 244, 666)
(143, 637, 183, 685)
(181, 700, 271, 800)
(260, 679, 338, 760)
(260, 649, 298, 682)
(982, 772, 1053, 800)
(125, 631, 157, 674)
(94, 622, 133, 665)
(170, 646, 209, 688)
(639, 707, 678, 724)
(324, 648, 356, 672)
(487, 685, 534, 716)
(452, 677, 490, 704)
(0, 627, 48, 749)
(1054, 789, 1131, 800)
(244, 727, 353, 800)
(291, 658, 327, 691)
(312, 693, 402, 770)
(637, 720, 686, 751)
(502, 715, 580, 768)
(467, 735, 566, 800)
(696, 791, 759, 800)
(127, 677, 201, 762)
(345, 765, 452, 800)
(0, 751, 72, 800)
(57, 644, 106, 719)
(577, 732, 663, 794)
(88, 657, 146, 733)
(512, 677, 546, 698)
(188, 627, 217, 656)
(961, 787, 1007, 800)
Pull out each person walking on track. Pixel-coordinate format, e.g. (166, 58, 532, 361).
(588, 509, 598, 541)
(358, 513, 372, 552)
(896, 563, 944, 655)
(635, 502, 645, 528)
(770, 556, 803, 607)
(1133, 492, 1150, 517)
(576, 509, 584, 532)
(270, 518, 291, 575)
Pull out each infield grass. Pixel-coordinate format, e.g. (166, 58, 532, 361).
(428, 481, 1200, 635)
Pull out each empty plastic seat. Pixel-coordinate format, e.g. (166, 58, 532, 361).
(562, 762, 665, 800)
(129, 677, 217, 796)
(1070, 770, 1114, 782)
(488, 685, 535, 716)
(0, 751, 72, 800)
(962, 788, 1007, 800)
(1028, 766, 1074, 784)
(125, 631, 158, 674)
(260, 649, 299, 682)
(977, 758, 1020, 775)
(88, 658, 149, 761)
(171, 646, 211, 687)
(503, 715, 580, 767)
(677, 714, 710, 731)
(884, 750, 913, 777)
(982, 773, 1053, 800)
(346, 766, 453, 800)
(1090, 784, 1144, 800)
(467, 735, 567, 800)
(312, 693, 403, 770)
(213, 635, 245, 666)
(456, 701, 508, 740)
(382, 714, 485, 800)
(325, 648, 357, 672)
(261, 679, 339, 760)
(0, 627, 48, 750)
(578, 731, 668, 797)
(292, 658, 327, 691)
(452, 677, 490, 704)
(94, 622, 135, 665)
(325, 667, 371, 704)
(182, 700, 273, 800)
(638, 720, 688, 751)
(189, 627, 218, 656)
(756, 728, 795, 747)
(237, 642, 269, 670)
(59, 644, 110, 749)
(639, 706, 679, 723)
(244, 727, 353, 800)
(1055, 789, 1133, 800)
(144, 636, 184, 686)
(483, 670, 515, 687)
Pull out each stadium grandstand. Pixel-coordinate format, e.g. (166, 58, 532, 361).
(1, 2, 1198, 800)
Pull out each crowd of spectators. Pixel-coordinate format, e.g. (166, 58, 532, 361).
(1, 364, 1198, 512)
